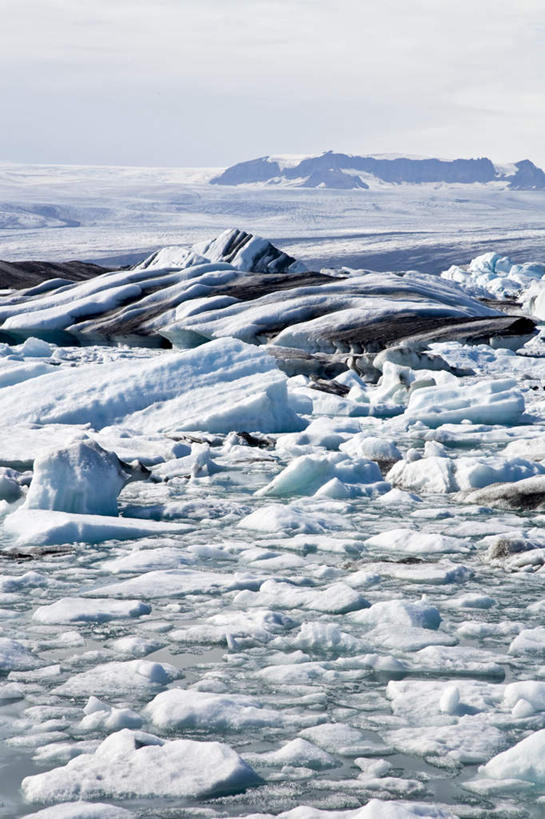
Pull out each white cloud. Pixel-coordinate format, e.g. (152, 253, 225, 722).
(1, 0, 544, 165)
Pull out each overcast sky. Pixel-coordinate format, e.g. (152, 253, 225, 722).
(1, 0, 544, 168)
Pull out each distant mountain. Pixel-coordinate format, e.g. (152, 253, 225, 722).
(210, 151, 545, 191)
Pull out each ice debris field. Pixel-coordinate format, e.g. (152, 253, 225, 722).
(4, 228, 545, 818)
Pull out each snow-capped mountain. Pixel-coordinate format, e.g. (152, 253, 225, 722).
(211, 151, 545, 190)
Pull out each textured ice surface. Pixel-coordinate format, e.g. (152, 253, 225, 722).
(22, 729, 262, 801)
(24, 439, 140, 516)
(0, 338, 304, 434)
(2, 244, 545, 817)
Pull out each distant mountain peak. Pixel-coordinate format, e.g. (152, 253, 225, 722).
(210, 151, 545, 191)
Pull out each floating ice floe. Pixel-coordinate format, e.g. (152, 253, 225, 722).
(25, 803, 135, 819)
(52, 659, 180, 697)
(234, 579, 369, 615)
(0, 338, 304, 434)
(245, 737, 338, 770)
(238, 503, 347, 534)
(403, 378, 524, 427)
(442, 252, 545, 300)
(256, 452, 387, 499)
(388, 450, 544, 495)
(32, 598, 151, 624)
(0, 637, 37, 672)
(170, 608, 297, 647)
(23, 439, 147, 516)
(3, 508, 190, 546)
(364, 529, 468, 555)
(233, 799, 460, 818)
(350, 598, 441, 630)
(145, 689, 281, 731)
(462, 475, 545, 510)
(86, 568, 264, 599)
(21, 728, 262, 802)
(77, 697, 143, 733)
(475, 728, 545, 789)
(387, 715, 506, 764)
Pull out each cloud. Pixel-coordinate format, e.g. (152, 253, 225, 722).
(1, 0, 544, 165)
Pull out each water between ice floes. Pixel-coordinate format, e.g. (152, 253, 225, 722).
(2, 458, 545, 818)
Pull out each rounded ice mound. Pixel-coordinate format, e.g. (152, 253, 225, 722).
(145, 689, 280, 731)
(25, 802, 135, 818)
(340, 434, 401, 463)
(255, 452, 383, 498)
(18, 337, 52, 357)
(404, 378, 524, 427)
(24, 438, 146, 516)
(21, 728, 262, 802)
(480, 727, 545, 785)
(352, 598, 441, 630)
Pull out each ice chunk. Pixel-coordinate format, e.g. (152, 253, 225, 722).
(24, 439, 145, 516)
(0, 339, 304, 434)
(171, 609, 296, 647)
(0, 467, 23, 502)
(256, 452, 384, 498)
(53, 659, 180, 697)
(18, 337, 52, 357)
(248, 738, 338, 770)
(0, 637, 37, 671)
(388, 715, 505, 764)
(88, 569, 262, 599)
(480, 728, 545, 785)
(4, 508, 188, 546)
(78, 701, 143, 732)
(404, 378, 524, 427)
(33, 598, 151, 624)
(22, 728, 262, 801)
(238, 503, 346, 534)
(145, 689, 280, 731)
(290, 622, 365, 654)
(351, 598, 441, 630)
(365, 529, 467, 555)
(0, 570, 47, 592)
(340, 434, 401, 463)
(386, 679, 502, 723)
(382, 561, 472, 585)
(100, 546, 196, 574)
(25, 803, 135, 818)
(509, 627, 545, 657)
(439, 686, 460, 715)
(275, 417, 357, 454)
(234, 579, 369, 615)
(463, 475, 545, 511)
(503, 681, 545, 711)
(388, 452, 544, 495)
(299, 723, 385, 757)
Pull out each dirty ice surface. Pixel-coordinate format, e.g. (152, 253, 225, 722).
(3, 233, 545, 817)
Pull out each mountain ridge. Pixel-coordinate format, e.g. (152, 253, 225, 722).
(211, 151, 545, 190)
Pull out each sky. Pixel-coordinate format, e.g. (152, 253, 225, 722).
(1, 0, 544, 168)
